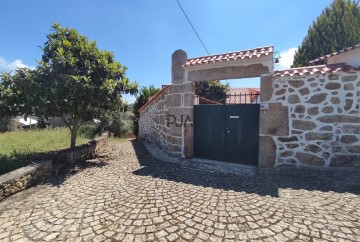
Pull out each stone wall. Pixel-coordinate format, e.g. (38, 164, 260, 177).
(139, 86, 185, 157)
(139, 50, 195, 158)
(0, 132, 109, 201)
(262, 71, 360, 167)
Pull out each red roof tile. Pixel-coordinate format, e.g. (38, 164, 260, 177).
(226, 88, 260, 104)
(138, 85, 170, 112)
(309, 44, 360, 64)
(274, 64, 360, 77)
(184, 46, 274, 67)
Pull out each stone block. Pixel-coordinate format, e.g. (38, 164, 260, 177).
(167, 135, 183, 146)
(305, 132, 333, 141)
(330, 97, 340, 104)
(342, 75, 358, 82)
(307, 107, 319, 115)
(166, 94, 181, 108)
(330, 155, 360, 167)
(324, 82, 341, 90)
(183, 123, 194, 159)
(321, 106, 334, 114)
(342, 125, 360, 134)
(295, 152, 325, 166)
(340, 135, 358, 144)
(184, 93, 194, 107)
(305, 93, 327, 104)
(288, 95, 300, 104)
(187, 64, 270, 82)
(169, 82, 194, 94)
(260, 103, 289, 136)
(329, 74, 339, 80)
(277, 136, 298, 142)
(288, 80, 304, 88)
(347, 146, 360, 154)
(304, 144, 322, 153)
(275, 89, 286, 95)
(317, 115, 360, 123)
(258, 136, 276, 168)
(260, 75, 273, 102)
(172, 50, 187, 84)
(294, 105, 305, 113)
(299, 87, 310, 95)
(292, 120, 316, 131)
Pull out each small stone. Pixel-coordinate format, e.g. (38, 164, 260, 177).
(294, 105, 305, 113)
(329, 74, 339, 80)
(306, 93, 327, 104)
(319, 126, 333, 131)
(307, 107, 319, 115)
(342, 75, 358, 82)
(304, 144, 322, 153)
(330, 155, 360, 166)
(325, 82, 341, 90)
(344, 99, 353, 111)
(321, 106, 334, 114)
(330, 97, 340, 104)
(295, 152, 325, 166)
(289, 80, 305, 88)
(344, 83, 354, 90)
(342, 125, 360, 134)
(347, 146, 360, 154)
(275, 89, 286, 95)
(305, 132, 333, 141)
(288, 95, 300, 104)
(293, 120, 316, 130)
(340, 135, 358, 144)
(299, 87, 310, 95)
(277, 136, 298, 142)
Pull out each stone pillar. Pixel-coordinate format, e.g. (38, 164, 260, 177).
(260, 74, 273, 102)
(172, 49, 187, 84)
(167, 50, 195, 159)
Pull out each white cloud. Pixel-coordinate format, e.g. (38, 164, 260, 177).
(0, 57, 35, 72)
(276, 47, 297, 70)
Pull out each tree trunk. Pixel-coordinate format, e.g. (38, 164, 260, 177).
(70, 128, 77, 148)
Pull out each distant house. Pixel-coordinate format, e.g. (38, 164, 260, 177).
(11, 117, 38, 129)
(226, 88, 260, 104)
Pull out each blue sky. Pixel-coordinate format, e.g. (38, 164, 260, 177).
(0, 0, 333, 102)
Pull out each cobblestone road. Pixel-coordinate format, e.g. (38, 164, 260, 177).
(0, 140, 360, 242)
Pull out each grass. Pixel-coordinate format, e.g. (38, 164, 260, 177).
(0, 128, 90, 175)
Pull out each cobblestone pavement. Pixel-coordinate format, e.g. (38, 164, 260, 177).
(1, 140, 360, 242)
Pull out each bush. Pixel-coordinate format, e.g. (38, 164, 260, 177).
(98, 111, 134, 137)
(77, 125, 98, 139)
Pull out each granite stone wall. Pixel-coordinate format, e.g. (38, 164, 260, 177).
(264, 71, 360, 167)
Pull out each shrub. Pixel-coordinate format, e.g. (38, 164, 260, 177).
(98, 111, 134, 137)
(77, 125, 98, 139)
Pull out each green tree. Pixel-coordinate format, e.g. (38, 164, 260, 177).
(133, 85, 160, 136)
(293, 0, 360, 67)
(1, 24, 138, 147)
(195, 80, 229, 103)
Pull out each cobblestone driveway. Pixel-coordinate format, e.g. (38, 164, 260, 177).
(1, 140, 360, 242)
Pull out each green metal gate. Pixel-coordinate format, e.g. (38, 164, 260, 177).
(194, 104, 260, 166)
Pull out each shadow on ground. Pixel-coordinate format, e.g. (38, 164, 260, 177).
(44, 156, 109, 187)
(131, 140, 360, 197)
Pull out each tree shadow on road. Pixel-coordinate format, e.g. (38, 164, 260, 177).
(131, 140, 360, 197)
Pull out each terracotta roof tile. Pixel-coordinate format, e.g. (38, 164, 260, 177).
(309, 44, 360, 64)
(184, 46, 274, 67)
(274, 64, 360, 77)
